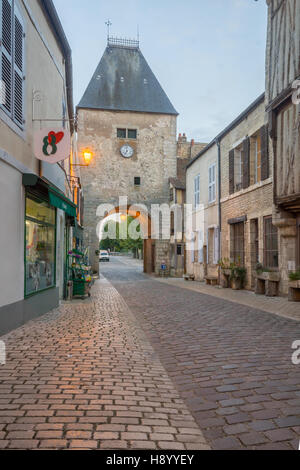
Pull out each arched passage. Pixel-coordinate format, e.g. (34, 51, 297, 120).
(98, 205, 155, 274)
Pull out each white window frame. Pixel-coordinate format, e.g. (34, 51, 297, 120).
(254, 135, 262, 184)
(208, 163, 216, 203)
(198, 230, 204, 264)
(0, 0, 25, 130)
(194, 174, 200, 209)
(234, 147, 243, 192)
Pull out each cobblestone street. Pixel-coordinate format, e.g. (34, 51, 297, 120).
(0, 274, 208, 450)
(103, 258, 300, 451)
(0, 257, 299, 450)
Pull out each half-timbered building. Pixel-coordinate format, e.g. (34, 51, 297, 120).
(266, 0, 300, 295)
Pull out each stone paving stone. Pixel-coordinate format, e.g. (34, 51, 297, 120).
(103, 258, 300, 451)
(0, 277, 208, 450)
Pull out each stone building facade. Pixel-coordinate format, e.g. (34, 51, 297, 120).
(220, 94, 275, 291)
(186, 142, 219, 282)
(77, 39, 178, 274)
(169, 136, 206, 277)
(185, 93, 277, 293)
(0, 0, 75, 335)
(265, 0, 300, 296)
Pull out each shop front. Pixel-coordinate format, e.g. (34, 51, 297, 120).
(23, 173, 77, 308)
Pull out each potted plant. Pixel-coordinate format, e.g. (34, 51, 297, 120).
(288, 270, 300, 290)
(289, 271, 300, 282)
(288, 271, 300, 302)
(218, 258, 231, 288)
(255, 263, 281, 282)
(230, 262, 247, 290)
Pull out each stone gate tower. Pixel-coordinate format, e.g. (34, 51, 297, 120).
(77, 37, 178, 274)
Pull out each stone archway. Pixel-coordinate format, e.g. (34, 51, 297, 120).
(98, 205, 155, 275)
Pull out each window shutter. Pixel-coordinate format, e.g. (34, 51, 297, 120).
(229, 150, 235, 194)
(213, 164, 216, 201)
(242, 137, 250, 189)
(1, 0, 13, 114)
(13, 3, 24, 127)
(206, 229, 209, 264)
(191, 239, 195, 263)
(260, 125, 269, 180)
(198, 231, 204, 263)
(213, 227, 219, 265)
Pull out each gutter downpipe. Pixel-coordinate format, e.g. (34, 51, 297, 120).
(216, 138, 222, 281)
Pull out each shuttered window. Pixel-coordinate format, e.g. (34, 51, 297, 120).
(208, 163, 216, 203)
(194, 175, 200, 209)
(198, 230, 204, 263)
(0, 0, 24, 128)
(242, 138, 250, 189)
(260, 125, 269, 180)
(213, 227, 219, 265)
(229, 149, 235, 194)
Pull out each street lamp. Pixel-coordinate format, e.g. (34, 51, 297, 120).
(83, 150, 92, 166)
(71, 148, 94, 167)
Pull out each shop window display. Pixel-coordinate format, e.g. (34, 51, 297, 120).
(25, 194, 56, 296)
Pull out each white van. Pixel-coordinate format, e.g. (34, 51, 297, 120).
(99, 250, 110, 262)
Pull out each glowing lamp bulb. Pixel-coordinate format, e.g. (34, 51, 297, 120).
(83, 151, 92, 165)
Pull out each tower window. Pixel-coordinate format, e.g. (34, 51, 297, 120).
(117, 128, 126, 139)
(117, 128, 137, 140)
(128, 129, 137, 140)
(134, 177, 141, 186)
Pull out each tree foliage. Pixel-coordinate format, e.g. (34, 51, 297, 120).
(100, 217, 143, 253)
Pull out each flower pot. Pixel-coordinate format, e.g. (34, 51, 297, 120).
(223, 269, 231, 277)
(231, 278, 242, 290)
(289, 280, 300, 289)
(256, 272, 280, 282)
(221, 269, 231, 288)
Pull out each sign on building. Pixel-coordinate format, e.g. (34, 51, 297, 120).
(34, 128, 71, 164)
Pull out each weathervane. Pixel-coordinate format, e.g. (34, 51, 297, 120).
(105, 20, 112, 39)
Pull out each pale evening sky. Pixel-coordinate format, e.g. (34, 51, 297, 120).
(53, 0, 267, 143)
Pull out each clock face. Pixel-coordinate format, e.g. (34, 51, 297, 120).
(120, 144, 134, 159)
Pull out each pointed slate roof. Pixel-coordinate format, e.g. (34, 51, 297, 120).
(78, 43, 178, 115)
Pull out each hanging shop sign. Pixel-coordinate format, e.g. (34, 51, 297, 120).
(34, 128, 71, 164)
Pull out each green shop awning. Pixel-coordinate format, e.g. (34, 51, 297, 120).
(23, 174, 77, 219)
(48, 188, 77, 218)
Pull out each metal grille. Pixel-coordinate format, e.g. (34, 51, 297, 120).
(232, 222, 245, 265)
(264, 216, 279, 268)
(108, 37, 139, 49)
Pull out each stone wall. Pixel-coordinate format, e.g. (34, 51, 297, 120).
(77, 109, 177, 273)
(177, 134, 207, 160)
(220, 99, 275, 291)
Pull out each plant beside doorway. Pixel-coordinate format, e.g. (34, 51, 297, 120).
(218, 258, 231, 288)
(230, 260, 247, 290)
(218, 258, 247, 290)
(289, 270, 300, 282)
(255, 263, 271, 275)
